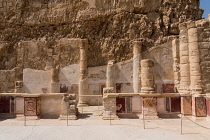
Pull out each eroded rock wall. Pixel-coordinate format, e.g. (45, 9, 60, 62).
(0, 0, 204, 92)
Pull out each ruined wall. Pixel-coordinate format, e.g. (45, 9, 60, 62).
(0, 0, 203, 71)
(0, 70, 15, 92)
(23, 68, 51, 93)
(198, 18, 210, 94)
(143, 39, 175, 93)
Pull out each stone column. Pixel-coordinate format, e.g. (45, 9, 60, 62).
(179, 23, 190, 94)
(188, 22, 206, 117)
(172, 39, 180, 91)
(133, 41, 142, 93)
(140, 59, 158, 119)
(78, 39, 88, 107)
(179, 23, 192, 115)
(106, 60, 115, 91)
(140, 59, 155, 94)
(132, 41, 142, 113)
(50, 67, 59, 93)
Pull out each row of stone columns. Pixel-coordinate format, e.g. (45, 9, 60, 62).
(174, 22, 206, 117)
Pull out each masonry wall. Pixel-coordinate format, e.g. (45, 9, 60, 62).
(0, 70, 15, 93)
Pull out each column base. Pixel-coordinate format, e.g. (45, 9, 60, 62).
(181, 96, 192, 115)
(77, 102, 89, 107)
(59, 115, 77, 120)
(192, 97, 207, 117)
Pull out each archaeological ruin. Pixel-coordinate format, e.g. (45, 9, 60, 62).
(0, 0, 210, 121)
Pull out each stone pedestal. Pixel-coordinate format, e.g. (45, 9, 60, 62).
(141, 97, 158, 119)
(102, 87, 119, 120)
(59, 94, 77, 120)
(181, 96, 192, 115)
(192, 97, 207, 117)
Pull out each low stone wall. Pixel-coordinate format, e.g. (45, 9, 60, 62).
(40, 94, 64, 119)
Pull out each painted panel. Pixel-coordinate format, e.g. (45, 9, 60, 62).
(162, 84, 175, 93)
(0, 97, 10, 113)
(24, 98, 37, 116)
(195, 97, 206, 117)
(171, 97, 181, 112)
(100, 84, 106, 94)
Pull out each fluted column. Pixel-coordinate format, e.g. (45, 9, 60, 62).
(78, 39, 88, 107)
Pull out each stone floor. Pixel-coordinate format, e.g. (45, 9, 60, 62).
(0, 106, 210, 140)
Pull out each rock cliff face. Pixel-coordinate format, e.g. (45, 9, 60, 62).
(0, 0, 203, 71)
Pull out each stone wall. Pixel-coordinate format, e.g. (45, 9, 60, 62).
(197, 18, 210, 94)
(0, 70, 15, 92)
(23, 68, 51, 93)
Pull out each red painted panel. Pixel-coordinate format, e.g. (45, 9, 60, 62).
(116, 98, 126, 113)
(171, 97, 181, 112)
(207, 100, 210, 117)
(0, 97, 10, 113)
(100, 84, 106, 94)
(162, 84, 175, 93)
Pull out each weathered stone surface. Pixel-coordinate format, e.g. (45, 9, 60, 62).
(181, 96, 192, 115)
(141, 97, 158, 119)
(192, 97, 207, 117)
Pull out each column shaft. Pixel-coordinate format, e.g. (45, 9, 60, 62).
(78, 39, 88, 107)
(133, 41, 142, 93)
(179, 23, 190, 94)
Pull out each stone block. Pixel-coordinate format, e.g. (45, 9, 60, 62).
(179, 23, 187, 30)
(187, 21, 196, 29)
(181, 96, 192, 115)
(140, 97, 158, 119)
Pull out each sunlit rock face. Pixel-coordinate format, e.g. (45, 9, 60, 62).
(0, 0, 203, 71)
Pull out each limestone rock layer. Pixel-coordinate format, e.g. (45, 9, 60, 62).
(0, 0, 203, 71)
